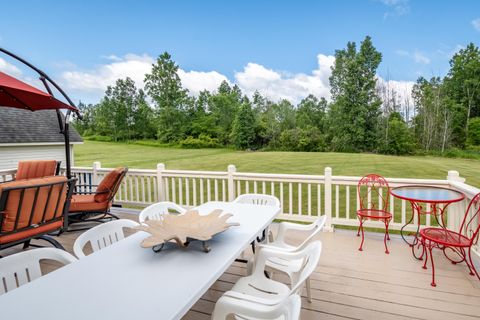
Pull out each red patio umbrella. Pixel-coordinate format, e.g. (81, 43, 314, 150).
(0, 71, 77, 112)
(0, 47, 81, 179)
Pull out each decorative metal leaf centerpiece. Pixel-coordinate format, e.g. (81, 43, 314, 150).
(135, 209, 239, 253)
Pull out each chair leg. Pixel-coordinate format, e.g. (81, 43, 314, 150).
(427, 243, 436, 287)
(306, 276, 312, 303)
(358, 218, 365, 251)
(384, 221, 390, 254)
(22, 240, 31, 249)
(108, 212, 120, 220)
(467, 248, 480, 280)
(36, 235, 65, 250)
(422, 240, 428, 269)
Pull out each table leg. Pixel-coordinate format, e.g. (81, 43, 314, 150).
(401, 201, 425, 260)
(400, 201, 417, 246)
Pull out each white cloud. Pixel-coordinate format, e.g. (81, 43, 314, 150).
(413, 50, 430, 64)
(396, 49, 430, 64)
(377, 77, 415, 103)
(61, 54, 154, 94)
(472, 18, 480, 32)
(380, 0, 410, 18)
(235, 54, 334, 103)
(58, 52, 414, 109)
(0, 57, 23, 77)
(178, 69, 230, 95)
(61, 53, 228, 99)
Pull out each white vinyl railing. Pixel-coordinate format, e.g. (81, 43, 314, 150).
(1, 162, 478, 256)
(63, 162, 477, 234)
(0, 168, 16, 182)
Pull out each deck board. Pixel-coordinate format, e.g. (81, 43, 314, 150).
(1, 209, 479, 320)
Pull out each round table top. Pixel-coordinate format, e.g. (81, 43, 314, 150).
(390, 185, 465, 203)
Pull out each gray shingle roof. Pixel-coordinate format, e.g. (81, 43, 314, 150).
(0, 107, 83, 144)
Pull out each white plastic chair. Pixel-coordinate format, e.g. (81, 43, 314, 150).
(234, 193, 281, 208)
(248, 215, 327, 302)
(138, 201, 186, 223)
(234, 194, 281, 248)
(0, 248, 77, 295)
(73, 219, 139, 258)
(212, 241, 322, 320)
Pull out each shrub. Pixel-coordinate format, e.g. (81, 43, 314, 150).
(179, 135, 220, 149)
(279, 127, 325, 152)
(379, 118, 415, 155)
(83, 135, 113, 142)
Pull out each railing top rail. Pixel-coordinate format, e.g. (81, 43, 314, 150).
(163, 169, 228, 177)
(332, 175, 450, 185)
(234, 171, 325, 182)
(0, 168, 17, 174)
(449, 180, 480, 199)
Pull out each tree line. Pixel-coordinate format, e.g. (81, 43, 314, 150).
(74, 37, 480, 155)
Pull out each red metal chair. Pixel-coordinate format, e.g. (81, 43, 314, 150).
(357, 174, 392, 254)
(420, 193, 480, 287)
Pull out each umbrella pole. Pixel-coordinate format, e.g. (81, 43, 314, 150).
(64, 110, 72, 179)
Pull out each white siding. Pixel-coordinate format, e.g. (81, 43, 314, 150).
(0, 144, 75, 170)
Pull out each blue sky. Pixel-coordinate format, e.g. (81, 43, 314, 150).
(0, 0, 479, 104)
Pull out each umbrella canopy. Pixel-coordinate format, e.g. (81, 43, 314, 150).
(0, 71, 78, 112)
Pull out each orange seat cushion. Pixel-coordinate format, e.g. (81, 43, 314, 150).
(0, 176, 68, 232)
(16, 160, 57, 180)
(94, 167, 125, 203)
(69, 194, 110, 213)
(0, 220, 63, 244)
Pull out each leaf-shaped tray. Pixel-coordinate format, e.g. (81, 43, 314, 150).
(135, 209, 239, 253)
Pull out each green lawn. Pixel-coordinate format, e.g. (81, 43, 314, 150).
(75, 141, 480, 188)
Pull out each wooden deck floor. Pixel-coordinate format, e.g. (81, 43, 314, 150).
(2, 210, 480, 320)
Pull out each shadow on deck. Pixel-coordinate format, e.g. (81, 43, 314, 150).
(1, 208, 479, 320)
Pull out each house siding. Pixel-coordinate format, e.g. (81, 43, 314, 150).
(0, 145, 75, 170)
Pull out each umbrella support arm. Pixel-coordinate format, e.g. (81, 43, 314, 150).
(0, 47, 79, 179)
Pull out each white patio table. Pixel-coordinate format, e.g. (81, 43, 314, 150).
(0, 201, 280, 320)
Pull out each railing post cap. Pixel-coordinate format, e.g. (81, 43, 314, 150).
(447, 170, 465, 183)
(228, 164, 236, 172)
(93, 161, 101, 168)
(157, 163, 165, 170)
(325, 167, 332, 173)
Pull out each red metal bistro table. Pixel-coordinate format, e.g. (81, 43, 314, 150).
(390, 186, 464, 259)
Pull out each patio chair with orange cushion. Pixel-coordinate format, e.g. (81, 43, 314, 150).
(15, 160, 60, 180)
(0, 176, 76, 253)
(67, 167, 128, 229)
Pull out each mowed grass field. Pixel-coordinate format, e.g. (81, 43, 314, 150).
(75, 141, 480, 188)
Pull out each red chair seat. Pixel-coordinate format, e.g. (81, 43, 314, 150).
(420, 228, 470, 247)
(357, 209, 392, 219)
(69, 195, 110, 213)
